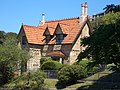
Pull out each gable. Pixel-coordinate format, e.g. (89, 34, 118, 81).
(17, 25, 26, 43)
(54, 24, 63, 35)
(17, 26, 29, 47)
(80, 23, 90, 38)
(71, 18, 91, 47)
(43, 27, 50, 36)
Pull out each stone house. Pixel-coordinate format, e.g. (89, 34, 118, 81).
(17, 2, 92, 71)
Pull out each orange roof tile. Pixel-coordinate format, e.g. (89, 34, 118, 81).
(19, 17, 88, 45)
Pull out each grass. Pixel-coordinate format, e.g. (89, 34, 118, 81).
(44, 70, 120, 89)
(3, 70, 120, 89)
(44, 79, 93, 89)
(67, 81, 92, 88)
(83, 70, 112, 81)
(44, 78, 120, 89)
(44, 79, 58, 88)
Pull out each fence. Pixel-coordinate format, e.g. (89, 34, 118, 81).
(43, 70, 58, 79)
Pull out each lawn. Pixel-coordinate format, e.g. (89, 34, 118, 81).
(3, 70, 120, 89)
(44, 79, 93, 89)
(44, 79, 58, 88)
(44, 70, 120, 89)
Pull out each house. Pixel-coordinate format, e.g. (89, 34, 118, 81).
(17, 2, 92, 71)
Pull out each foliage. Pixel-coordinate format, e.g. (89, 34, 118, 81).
(57, 65, 86, 86)
(0, 31, 17, 44)
(41, 61, 62, 70)
(0, 31, 5, 44)
(58, 64, 70, 71)
(91, 4, 120, 30)
(74, 59, 91, 67)
(103, 4, 120, 14)
(77, 12, 120, 71)
(0, 33, 30, 85)
(5, 32, 17, 39)
(0, 62, 14, 85)
(74, 60, 99, 76)
(101, 12, 120, 25)
(90, 17, 103, 30)
(10, 71, 46, 90)
(40, 57, 52, 65)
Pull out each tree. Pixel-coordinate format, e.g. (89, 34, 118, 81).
(0, 31, 5, 44)
(91, 4, 120, 30)
(0, 32, 30, 85)
(103, 4, 120, 13)
(0, 31, 17, 44)
(77, 12, 120, 71)
(103, 4, 115, 13)
(5, 32, 17, 39)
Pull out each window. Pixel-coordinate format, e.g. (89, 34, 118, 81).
(45, 35, 52, 44)
(56, 34, 63, 44)
(22, 36, 26, 45)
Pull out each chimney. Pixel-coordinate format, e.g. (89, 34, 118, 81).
(38, 13, 45, 26)
(80, 2, 88, 23)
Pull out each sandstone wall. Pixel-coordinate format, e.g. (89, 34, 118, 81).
(69, 24, 90, 64)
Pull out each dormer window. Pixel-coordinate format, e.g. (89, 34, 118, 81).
(56, 34, 64, 44)
(45, 35, 51, 43)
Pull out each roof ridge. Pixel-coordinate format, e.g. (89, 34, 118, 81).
(23, 24, 37, 28)
(45, 17, 79, 23)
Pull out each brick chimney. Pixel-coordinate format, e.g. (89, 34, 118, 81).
(80, 2, 88, 23)
(38, 13, 45, 26)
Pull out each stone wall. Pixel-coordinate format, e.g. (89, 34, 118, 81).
(69, 24, 90, 64)
(27, 47, 41, 71)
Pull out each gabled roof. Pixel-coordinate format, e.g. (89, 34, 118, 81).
(18, 17, 90, 45)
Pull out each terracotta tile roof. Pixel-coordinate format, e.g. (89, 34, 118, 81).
(22, 25, 45, 44)
(47, 51, 65, 57)
(19, 17, 88, 45)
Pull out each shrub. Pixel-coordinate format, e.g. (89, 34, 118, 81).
(11, 71, 46, 90)
(40, 57, 52, 65)
(74, 59, 91, 66)
(41, 61, 62, 70)
(58, 64, 69, 71)
(0, 62, 14, 86)
(75, 60, 99, 73)
(58, 65, 86, 86)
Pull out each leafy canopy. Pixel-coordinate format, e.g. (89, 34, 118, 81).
(77, 12, 120, 71)
(0, 32, 30, 85)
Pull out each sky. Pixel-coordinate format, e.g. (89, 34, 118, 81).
(0, 0, 119, 34)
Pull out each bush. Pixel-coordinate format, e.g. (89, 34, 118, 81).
(0, 62, 14, 86)
(41, 61, 62, 70)
(74, 59, 91, 66)
(40, 57, 52, 65)
(75, 60, 99, 73)
(58, 64, 69, 71)
(58, 65, 86, 86)
(11, 71, 46, 90)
